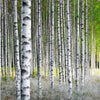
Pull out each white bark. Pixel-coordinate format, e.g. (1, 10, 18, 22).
(66, 0, 72, 94)
(81, 0, 84, 86)
(7, 17, 11, 77)
(63, 0, 67, 82)
(1, 0, 4, 77)
(21, 0, 31, 100)
(0, 0, 1, 99)
(73, 0, 76, 81)
(57, 0, 62, 84)
(11, 0, 14, 77)
(51, 0, 54, 88)
(14, 0, 21, 99)
(49, 0, 51, 81)
(38, 0, 42, 96)
(85, 0, 89, 80)
(91, 0, 94, 75)
(60, 0, 65, 83)
(4, 0, 7, 77)
(76, 0, 80, 90)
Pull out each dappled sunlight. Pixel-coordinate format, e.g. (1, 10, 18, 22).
(90, 69, 100, 76)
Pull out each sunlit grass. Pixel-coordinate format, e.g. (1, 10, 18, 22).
(90, 68, 100, 76)
(1, 67, 16, 78)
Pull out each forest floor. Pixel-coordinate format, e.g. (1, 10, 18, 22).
(1, 71, 100, 100)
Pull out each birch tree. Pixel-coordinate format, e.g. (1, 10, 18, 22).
(21, 0, 31, 99)
(66, 0, 72, 94)
(85, 0, 88, 80)
(81, 0, 84, 86)
(38, 0, 42, 96)
(51, 0, 54, 88)
(63, 0, 67, 82)
(4, 0, 7, 77)
(0, 0, 1, 99)
(76, 0, 80, 90)
(14, 0, 21, 99)
(60, 0, 65, 83)
(1, 0, 4, 77)
(73, 0, 76, 81)
(57, 0, 62, 84)
(49, 0, 51, 81)
(7, 16, 11, 77)
(90, 0, 94, 75)
(10, 0, 14, 77)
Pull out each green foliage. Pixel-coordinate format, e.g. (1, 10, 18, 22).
(9, 76, 15, 80)
(6, 0, 100, 57)
(32, 70, 38, 78)
(2, 77, 7, 82)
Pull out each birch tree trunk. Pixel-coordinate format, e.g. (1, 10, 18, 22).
(21, 0, 31, 99)
(38, 0, 42, 96)
(6, 3, 8, 77)
(4, 0, 7, 77)
(91, 0, 94, 75)
(1, 0, 4, 77)
(7, 17, 10, 77)
(14, 0, 21, 99)
(49, 0, 51, 81)
(11, 0, 14, 77)
(63, 0, 67, 82)
(66, 0, 72, 94)
(85, 0, 89, 80)
(51, 0, 54, 88)
(73, 0, 76, 81)
(57, 0, 62, 84)
(0, 0, 1, 99)
(76, 0, 80, 90)
(60, 0, 65, 83)
(45, 5, 48, 79)
(9, 15, 12, 76)
(32, 0, 35, 75)
(81, 0, 84, 86)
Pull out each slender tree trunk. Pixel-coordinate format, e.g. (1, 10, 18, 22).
(9, 15, 12, 76)
(11, 0, 14, 77)
(38, 0, 42, 96)
(7, 16, 10, 77)
(73, 0, 76, 82)
(32, 0, 35, 75)
(69, 0, 73, 83)
(36, 0, 38, 75)
(85, 0, 89, 80)
(14, 0, 21, 99)
(21, 0, 31, 99)
(66, 0, 72, 94)
(0, 0, 2, 99)
(1, 0, 4, 77)
(51, 0, 54, 88)
(93, 35, 95, 69)
(63, 0, 67, 82)
(76, 0, 80, 90)
(49, 0, 51, 81)
(6, 4, 9, 77)
(57, 0, 62, 84)
(4, 0, 7, 78)
(60, 0, 65, 83)
(81, 0, 84, 86)
(45, 5, 48, 79)
(91, 0, 94, 75)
